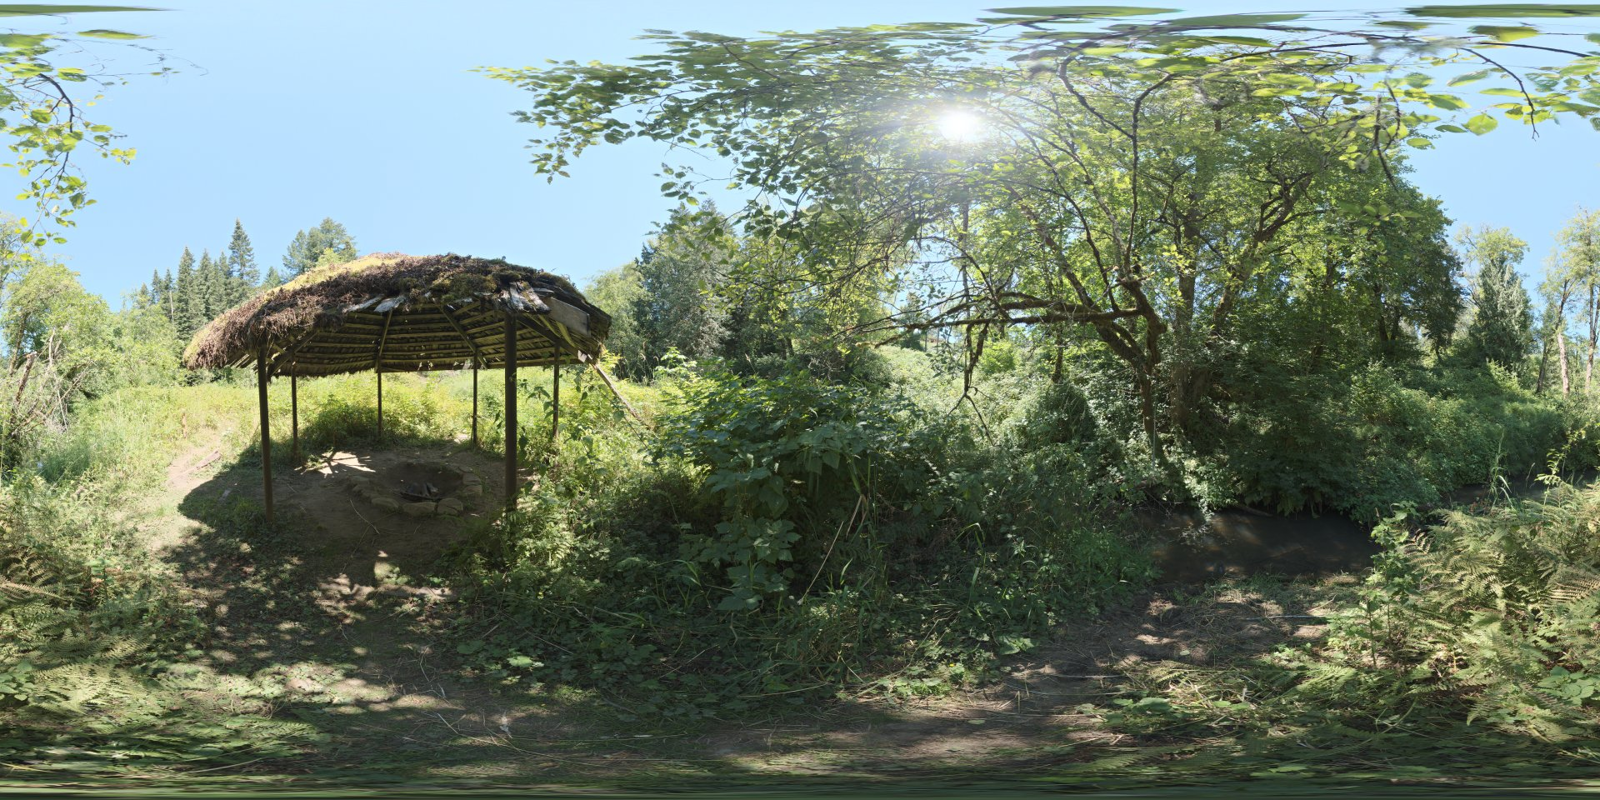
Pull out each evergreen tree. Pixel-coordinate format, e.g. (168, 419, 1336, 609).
(261, 266, 286, 289)
(226, 219, 259, 302)
(1458, 225, 1534, 374)
(148, 268, 165, 315)
(173, 247, 200, 339)
(282, 217, 357, 276)
(197, 250, 228, 319)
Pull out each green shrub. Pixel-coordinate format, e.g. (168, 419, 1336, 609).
(452, 365, 1148, 715)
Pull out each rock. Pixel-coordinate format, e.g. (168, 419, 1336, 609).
(402, 501, 436, 517)
(438, 497, 465, 514)
(372, 496, 400, 512)
(460, 484, 484, 497)
(461, 473, 482, 486)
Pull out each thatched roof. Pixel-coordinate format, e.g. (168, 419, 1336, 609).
(183, 253, 612, 377)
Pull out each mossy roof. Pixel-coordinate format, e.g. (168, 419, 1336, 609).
(183, 253, 612, 377)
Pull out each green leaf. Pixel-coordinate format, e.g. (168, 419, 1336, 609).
(1407, 4, 1600, 17)
(77, 28, 145, 39)
(1376, 19, 1433, 30)
(0, 4, 154, 15)
(1164, 13, 1307, 27)
(1426, 94, 1470, 110)
(985, 5, 1178, 17)
(1449, 69, 1492, 87)
(1471, 24, 1540, 41)
(1480, 86, 1527, 97)
(0, 32, 47, 47)
(1202, 35, 1274, 47)
(1407, 136, 1434, 148)
(1465, 112, 1499, 134)
(1587, 32, 1600, 45)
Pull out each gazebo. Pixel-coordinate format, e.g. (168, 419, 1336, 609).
(183, 253, 614, 521)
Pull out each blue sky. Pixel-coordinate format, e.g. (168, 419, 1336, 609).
(10, 0, 1599, 302)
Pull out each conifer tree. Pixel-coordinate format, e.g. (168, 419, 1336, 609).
(173, 247, 199, 339)
(1458, 225, 1534, 375)
(196, 250, 227, 320)
(148, 268, 165, 314)
(227, 219, 259, 302)
(282, 218, 357, 276)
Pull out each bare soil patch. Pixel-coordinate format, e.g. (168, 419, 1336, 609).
(149, 438, 1362, 782)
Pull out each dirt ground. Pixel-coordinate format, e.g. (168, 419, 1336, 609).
(140, 435, 1354, 786)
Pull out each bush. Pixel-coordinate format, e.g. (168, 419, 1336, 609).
(451, 365, 1148, 714)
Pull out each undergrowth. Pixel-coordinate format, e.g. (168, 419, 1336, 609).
(1079, 486, 1600, 783)
(448, 364, 1149, 716)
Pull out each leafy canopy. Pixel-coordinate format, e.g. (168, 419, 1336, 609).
(0, 4, 161, 245)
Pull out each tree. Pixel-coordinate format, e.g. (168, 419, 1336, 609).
(282, 218, 357, 276)
(1457, 225, 1533, 374)
(1538, 253, 1577, 395)
(172, 247, 200, 340)
(583, 261, 646, 379)
(491, 8, 1600, 459)
(629, 206, 735, 378)
(226, 219, 259, 302)
(196, 250, 227, 320)
(1554, 208, 1600, 393)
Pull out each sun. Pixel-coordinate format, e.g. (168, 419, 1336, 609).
(935, 108, 986, 144)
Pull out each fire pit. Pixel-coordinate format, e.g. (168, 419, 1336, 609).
(344, 459, 482, 517)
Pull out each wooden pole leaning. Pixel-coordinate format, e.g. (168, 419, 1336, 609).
(550, 364, 560, 443)
(376, 369, 384, 438)
(472, 361, 479, 448)
(504, 312, 518, 514)
(256, 346, 274, 524)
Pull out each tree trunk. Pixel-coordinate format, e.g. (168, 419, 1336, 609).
(1559, 319, 1571, 395)
(1586, 286, 1597, 393)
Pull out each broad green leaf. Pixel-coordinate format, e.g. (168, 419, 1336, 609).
(1426, 94, 1469, 109)
(1448, 69, 1492, 86)
(1376, 19, 1433, 30)
(1164, 13, 1307, 27)
(0, 32, 48, 46)
(1202, 35, 1274, 47)
(1480, 86, 1527, 96)
(1471, 24, 1540, 41)
(1587, 32, 1600, 45)
(1407, 136, 1434, 148)
(0, 4, 153, 14)
(985, 6, 1177, 17)
(77, 28, 145, 39)
(1465, 112, 1499, 134)
(1408, 4, 1600, 17)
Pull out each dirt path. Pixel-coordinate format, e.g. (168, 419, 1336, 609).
(148, 439, 1352, 784)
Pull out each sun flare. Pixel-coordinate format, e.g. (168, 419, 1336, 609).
(935, 108, 986, 144)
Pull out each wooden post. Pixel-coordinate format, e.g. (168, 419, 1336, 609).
(504, 313, 518, 514)
(471, 360, 479, 448)
(256, 348, 274, 524)
(550, 364, 560, 442)
(376, 310, 393, 439)
(291, 374, 300, 462)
